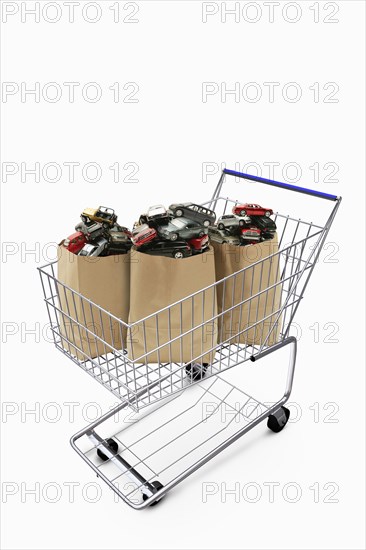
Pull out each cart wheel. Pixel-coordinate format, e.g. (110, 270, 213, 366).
(267, 406, 290, 433)
(97, 438, 119, 461)
(143, 481, 164, 506)
(185, 362, 208, 381)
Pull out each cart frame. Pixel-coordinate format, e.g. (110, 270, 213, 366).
(38, 169, 341, 509)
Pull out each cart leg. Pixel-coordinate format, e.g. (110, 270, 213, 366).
(70, 380, 168, 507)
(86, 429, 165, 504)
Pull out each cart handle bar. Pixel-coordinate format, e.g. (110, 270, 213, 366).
(223, 168, 339, 201)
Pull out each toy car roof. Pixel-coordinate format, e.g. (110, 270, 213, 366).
(82, 207, 98, 216)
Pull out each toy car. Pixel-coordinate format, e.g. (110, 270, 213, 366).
(217, 214, 250, 231)
(109, 223, 132, 239)
(208, 226, 240, 245)
(107, 242, 131, 255)
(188, 234, 209, 254)
(108, 224, 133, 252)
(140, 240, 192, 259)
(131, 224, 157, 247)
(78, 237, 109, 257)
(168, 203, 216, 227)
(232, 203, 273, 217)
(240, 227, 262, 243)
(63, 232, 88, 255)
(139, 205, 171, 227)
(157, 217, 208, 241)
(75, 221, 105, 240)
(249, 216, 277, 238)
(81, 206, 117, 228)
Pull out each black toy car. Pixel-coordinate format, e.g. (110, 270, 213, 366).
(250, 216, 277, 238)
(157, 217, 208, 241)
(168, 203, 216, 227)
(140, 239, 192, 259)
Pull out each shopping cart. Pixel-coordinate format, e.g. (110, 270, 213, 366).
(38, 169, 341, 509)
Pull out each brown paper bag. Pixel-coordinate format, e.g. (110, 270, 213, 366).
(127, 247, 218, 364)
(57, 245, 130, 360)
(212, 235, 282, 347)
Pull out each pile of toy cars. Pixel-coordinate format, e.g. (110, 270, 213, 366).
(131, 203, 216, 258)
(62, 201, 276, 258)
(208, 202, 276, 246)
(63, 206, 133, 257)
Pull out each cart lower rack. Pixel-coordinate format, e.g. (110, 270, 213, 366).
(38, 169, 341, 509)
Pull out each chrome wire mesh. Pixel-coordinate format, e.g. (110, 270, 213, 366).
(39, 197, 326, 411)
(75, 375, 271, 507)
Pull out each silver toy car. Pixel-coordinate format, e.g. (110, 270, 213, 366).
(216, 214, 250, 231)
(208, 226, 240, 245)
(78, 237, 109, 257)
(75, 221, 105, 240)
(158, 217, 207, 241)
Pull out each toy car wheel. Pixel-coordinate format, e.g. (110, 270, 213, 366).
(185, 362, 208, 381)
(218, 223, 224, 230)
(173, 250, 184, 259)
(97, 438, 119, 461)
(239, 220, 245, 227)
(222, 240, 227, 244)
(81, 215, 88, 223)
(142, 481, 164, 506)
(265, 211, 271, 217)
(102, 222, 110, 229)
(198, 231, 205, 238)
(267, 406, 290, 433)
(203, 220, 210, 227)
(175, 209, 183, 217)
(240, 209, 246, 216)
(169, 233, 178, 241)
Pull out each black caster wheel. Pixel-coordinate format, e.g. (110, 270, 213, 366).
(185, 362, 208, 381)
(97, 438, 119, 461)
(267, 406, 290, 433)
(143, 481, 164, 507)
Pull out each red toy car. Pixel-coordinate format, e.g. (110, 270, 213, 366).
(240, 227, 262, 242)
(232, 203, 273, 217)
(131, 224, 157, 247)
(63, 232, 88, 254)
(188, 234, 209, 253)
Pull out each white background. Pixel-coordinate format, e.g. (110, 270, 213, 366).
(1, 1, 365, 549)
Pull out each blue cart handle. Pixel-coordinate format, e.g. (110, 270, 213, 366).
(223, 169, 339, 201)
